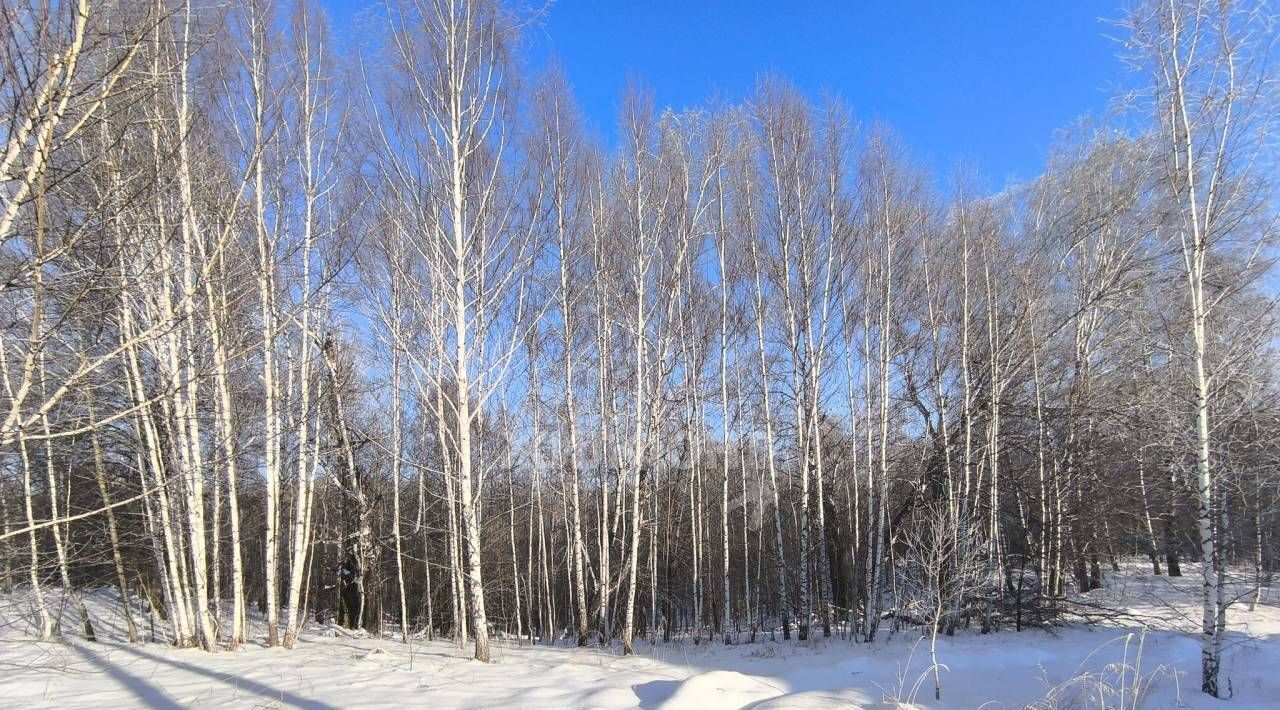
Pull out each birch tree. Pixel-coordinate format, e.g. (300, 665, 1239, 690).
(1124, 0, 1276, 695)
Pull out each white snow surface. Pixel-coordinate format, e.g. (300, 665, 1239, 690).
(1, 562, 1277, 708)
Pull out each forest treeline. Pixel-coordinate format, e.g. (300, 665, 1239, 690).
(1, 0, 1276, 699)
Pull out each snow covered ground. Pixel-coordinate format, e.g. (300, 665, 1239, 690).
(1, 562, 1276, 708)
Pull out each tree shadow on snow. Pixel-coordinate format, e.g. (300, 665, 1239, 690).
(70, 644, 184, 710)
(113, 643, 339, 710)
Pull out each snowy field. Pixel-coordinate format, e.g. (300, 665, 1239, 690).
(1, 563, 1277, 709)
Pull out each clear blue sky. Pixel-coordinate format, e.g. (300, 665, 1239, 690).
(324, 0, 1130, 186)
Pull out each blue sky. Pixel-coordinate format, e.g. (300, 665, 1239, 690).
(324, 0, 1130, 187)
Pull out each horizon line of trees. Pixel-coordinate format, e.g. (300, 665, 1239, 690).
(1, 0, 1276, 700)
